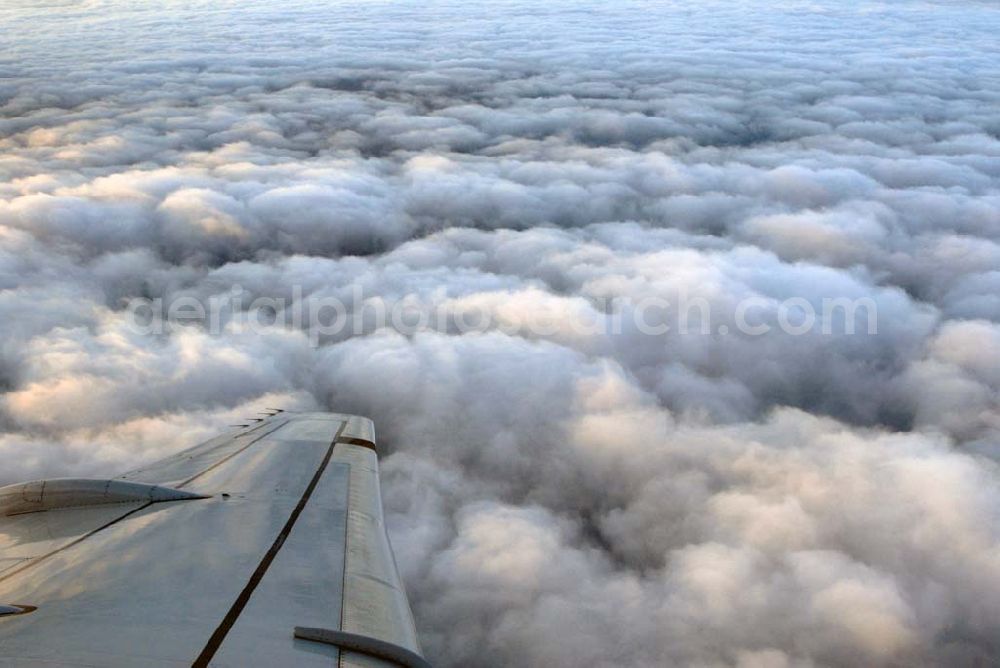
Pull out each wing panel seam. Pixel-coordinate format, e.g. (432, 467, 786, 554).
(177, 418, 290, 488)
(0, 502, 153, 585)
(190, 420, 347, 667)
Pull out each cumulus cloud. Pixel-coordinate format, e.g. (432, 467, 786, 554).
(1, 0, 999, 665)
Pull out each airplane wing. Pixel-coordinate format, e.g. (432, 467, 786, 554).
(0, 412, 429, 668)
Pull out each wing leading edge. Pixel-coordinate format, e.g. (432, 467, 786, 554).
(0, 412, 427, 667)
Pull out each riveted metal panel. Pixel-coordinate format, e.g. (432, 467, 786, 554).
(209, 462, 350, 666)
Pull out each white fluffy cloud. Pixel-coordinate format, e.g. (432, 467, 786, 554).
(1, 0, 999, 665)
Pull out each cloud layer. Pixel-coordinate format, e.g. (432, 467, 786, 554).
(1, 0, 999, 665)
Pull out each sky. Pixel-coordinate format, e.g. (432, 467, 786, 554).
(1, 0, 999, 665)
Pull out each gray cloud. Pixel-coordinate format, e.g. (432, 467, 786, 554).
(1, 0, 999, 665)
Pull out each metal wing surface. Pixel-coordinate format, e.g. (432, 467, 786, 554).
(0, 412, 427, 668)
